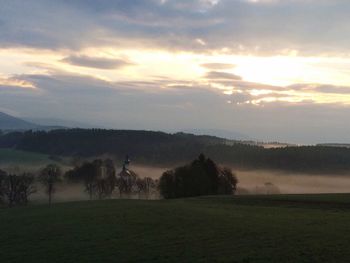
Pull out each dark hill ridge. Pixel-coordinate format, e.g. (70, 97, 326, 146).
(0, 112, 41, 130)
(1, 129, 350, 173)
(0, 129, 227, 162)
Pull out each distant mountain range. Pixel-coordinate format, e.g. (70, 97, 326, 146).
(0, 112, 64, 131)
(23, 117, 97, 129)
(0, 112, 251, 142)
(0, 112, 42, 130)
(0, 112, 294, 148)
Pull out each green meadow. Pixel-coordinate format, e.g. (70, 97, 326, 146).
(1, 194, 350, 262)
(0, 148, 51, 166)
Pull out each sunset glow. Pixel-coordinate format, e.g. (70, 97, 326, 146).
(2, 0, 350, 143)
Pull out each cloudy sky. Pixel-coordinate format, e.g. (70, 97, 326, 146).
(1, 0, 350, 143)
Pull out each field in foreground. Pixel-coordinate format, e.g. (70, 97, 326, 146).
(1, 195, 350, 262)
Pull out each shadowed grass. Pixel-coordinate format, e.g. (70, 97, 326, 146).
(1, 194, 350, 262)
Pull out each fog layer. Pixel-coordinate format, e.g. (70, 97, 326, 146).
(7, 165, 350, 204)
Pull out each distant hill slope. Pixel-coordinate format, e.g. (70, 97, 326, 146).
(0, 112, 66, 131)
(183, 128, 251, 141)
(317, 143, 350, 148)
(0, 112, 41, 130)
(0, 129, 227, 162)
(24, 117, 97, 129)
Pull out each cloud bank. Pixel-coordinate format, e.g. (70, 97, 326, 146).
(1, 0, 350, 143)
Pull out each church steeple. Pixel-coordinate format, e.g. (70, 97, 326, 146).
(122, 155, 131, 171)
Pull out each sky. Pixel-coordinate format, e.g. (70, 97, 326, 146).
(1, 0, 350, 143)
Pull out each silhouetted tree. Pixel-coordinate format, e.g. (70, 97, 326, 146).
(159, 154, 238, 199)
(159, 170, 176, 199)
(95, 159, 116, 199)
(218, 167, 238, 195)
(144, 177, 157, 197)
(2, 173, 36, 207)
(82, 162, 98, 200)
(65, 161, 98, 199)
(116, 169, 138, 197)
(38, 164, 62, 205)
(65, 159, 116, 200)
(0, 169, 7, 203)
(135, 177, 157, 199)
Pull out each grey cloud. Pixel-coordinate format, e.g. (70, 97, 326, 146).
(61, 55, 134, 69)
(2, 71, 350, 143)
(233, 80, 285, 91)
(288, 83, 350, 94)
(229, 92, 253, 104)
(1, 0, 350, 54)
(226, 91, 296, 105)
(0, 71, 230, 131)
(201, 63, 235, 70)
(204, 75, 286, 93)
(314, 85, 350, 94)
(205, 71, 242, 80)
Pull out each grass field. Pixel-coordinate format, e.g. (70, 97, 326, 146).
(1, 194, 350, 262)
(0, 148, 51, 166)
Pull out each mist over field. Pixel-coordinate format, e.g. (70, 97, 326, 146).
(131, 165, 350, 195)
(236, 170, 350, 194)
(25, 164, 164, 203)
(21, 164, 350, 204)
(1, 146, 350, 205)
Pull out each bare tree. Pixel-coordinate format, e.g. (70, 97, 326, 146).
(95, 159, 116, 199)
(116, 169, 138, 197)
(65, 159, 117, 200)
(2, 173, 36, 207)
(116, 155, 139, 197)
(0, 169, 7, 203)
(136, 177, 147, 198)
(38, 164, 62, 205)
(136, 177, 157, 199)
(83, 162, 99, 200)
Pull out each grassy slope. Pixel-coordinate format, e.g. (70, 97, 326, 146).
(1, 195, 350, 262)
(0, 148, 51, 165)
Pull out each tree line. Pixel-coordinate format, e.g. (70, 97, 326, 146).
(0, 159, 158, 207)
(1, 129, 350, 173)
(0, 154, 238, 207)
(65, 159, 158, 200)
(0, 165, 61, 206)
